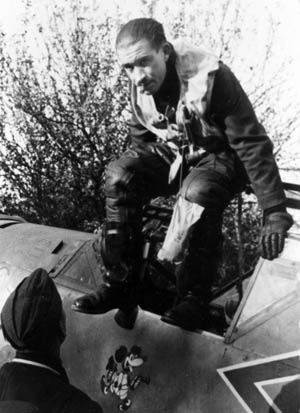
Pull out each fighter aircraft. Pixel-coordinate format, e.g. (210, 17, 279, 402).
(0, 182, 299, 412)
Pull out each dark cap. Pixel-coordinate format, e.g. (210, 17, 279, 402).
(1, 268, 63, 351)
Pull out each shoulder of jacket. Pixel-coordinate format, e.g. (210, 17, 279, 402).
(171, 38, 219, 79)
(213, 61, 242, 93)
(62, 384, 103, 413)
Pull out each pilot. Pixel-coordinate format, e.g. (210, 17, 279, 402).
(0, 268, 103, 413)
(72, 18, 293, 330)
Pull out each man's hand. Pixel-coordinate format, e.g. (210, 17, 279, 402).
(260, 211, 293, 260)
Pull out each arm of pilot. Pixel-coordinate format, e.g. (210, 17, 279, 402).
(209, 62, 293, 260)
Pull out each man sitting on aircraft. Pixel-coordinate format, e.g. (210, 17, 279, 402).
(72, 18, 293, 330)
(0, 268, 103, 413)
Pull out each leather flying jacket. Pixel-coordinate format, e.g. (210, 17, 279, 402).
(128, 38, 286, 211)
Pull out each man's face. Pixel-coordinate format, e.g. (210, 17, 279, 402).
(117, 38, 169, 95)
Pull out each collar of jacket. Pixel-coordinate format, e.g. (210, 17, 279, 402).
(130, 38, 219, 141)
(15, 350, 69, 382)
(153, 47, 180, 113)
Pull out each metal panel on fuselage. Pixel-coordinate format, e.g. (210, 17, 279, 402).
(0, 221, 250, 412)
(1, 220, 300, 412)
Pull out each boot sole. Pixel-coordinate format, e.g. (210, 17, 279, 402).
(71, 303, 114, 314)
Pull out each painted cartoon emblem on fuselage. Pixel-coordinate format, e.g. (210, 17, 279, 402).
(101, 345, 150, 411)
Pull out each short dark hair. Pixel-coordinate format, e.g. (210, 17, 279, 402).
(116, 18, 167, 50)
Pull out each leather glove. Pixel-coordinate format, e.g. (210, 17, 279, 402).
(260, 211, 293, 260)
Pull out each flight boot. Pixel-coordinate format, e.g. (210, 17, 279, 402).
(162, 209, 223, 331)
(162, 292, 210, 331)
(72, 222, 141, 325)
(71, 276, 137, 315)
(161, 249, 213, 331)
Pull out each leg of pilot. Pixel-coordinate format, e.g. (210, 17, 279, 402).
(163, 150, 247, 329)
(73, 143, 174, 314)
(102, 146, 172, 281)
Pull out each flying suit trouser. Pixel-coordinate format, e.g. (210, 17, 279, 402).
(103, 141, 247, 297)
